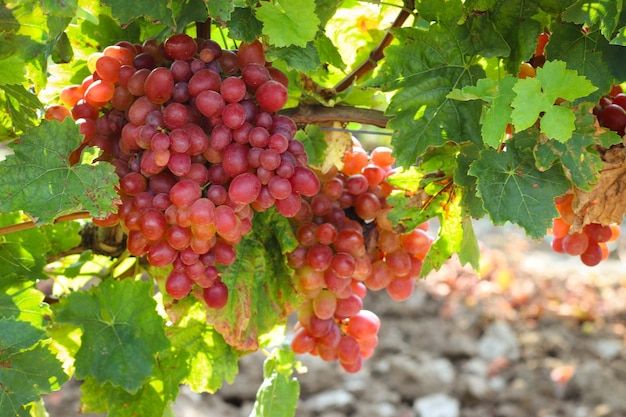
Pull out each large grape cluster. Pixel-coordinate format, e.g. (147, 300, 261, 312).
(51, 34, 320, 308)
(288, 141, 433, 372)
(49, 33, 435, 373)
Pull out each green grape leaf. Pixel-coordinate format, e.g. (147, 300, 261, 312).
(0, 278, 50, 327)
(0, 56, 26, 85)
(467, 13, 511, 58)
(511, 77, 552, 130)
(482, 76, 516, 147)
(534, 103, 622, 189)
(0, 213, 51, 281)
(314, 0, 343, 27)
(76, 14, 142, 49)
(256, 0, 320, 48)
(53, 279, 170, 393)
(227, 7, 263, 43)
(80, 377, 167, 417)
(1, 84, 42, 133)
(0, 119, 119, 225)
(79, 350, 186, 417)
(563, 0, 623, 40)
(610, 25, 626, 45)
(546, 23, 613, 100)
(415, 0, 463, 22)
(367, 25, 484, 167)
(489, 0, 542, 74)
(265, 42, 321, 73)
(421, 185, 469, 274)
(468, 139, 570, 238)
(294, 125, 328, 170)
(250, 347, 300, 417)
(0, 318, 67, 417)
(100, 0, 174, 26)
(458, 217, 481, 269)
(206, 209, 301, 352)
(455, 143, 487, 218)
(539, 105, 576, 142)
(449, 75, 517, 148)
(314, 31, 346, 70)
(536, 60, 598, 103)
(207, 0, 234, 22)
(168, 305, 240, 393)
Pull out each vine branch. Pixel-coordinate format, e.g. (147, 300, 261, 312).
(280, 105, 390, 128)
(0, 211, 92, 236)
(333, 0, 416, 93)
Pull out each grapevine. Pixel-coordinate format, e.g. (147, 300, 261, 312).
(0, 2, 625, 417)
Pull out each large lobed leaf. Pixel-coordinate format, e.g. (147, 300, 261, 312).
(0, 119, 119, 225)
(53, 279, 170, 393)
(468, 136, 571, 238)
(368, 24, 484, 167)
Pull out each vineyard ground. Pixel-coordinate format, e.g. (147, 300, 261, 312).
(43, 221, 626, 417)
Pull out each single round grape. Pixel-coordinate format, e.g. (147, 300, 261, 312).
(229, 172, 262, 205)
(147, 240, 179, 267)
(203, 281, 229, 309)
(170, 179, 202, 208)
(164, 33, 198, 61)
(165, 270, 194, 299)
(562, 231, 589, 256)
(312, 290, 337, 320)
(364, 260, 393, 291)
(144, 67, 175, 104)
(255, 80, 288, 112)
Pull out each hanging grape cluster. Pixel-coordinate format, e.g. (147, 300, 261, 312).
(49, 32, 434, 373)
(288, 142, 433, 372)
(50, 34, 319, 309)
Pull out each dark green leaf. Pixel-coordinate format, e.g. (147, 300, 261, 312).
(51, 31, 73, 64)
(227, 7, 263, 42)
(314, 32, 346, 70)
(490, 0, 542, 74)
(416, 0, 464, 22)
(368, 25, 484, 167)
(546, 23, 613, 100)
(0, 318, 67, 417)
(533, 103, 622, 189)
(101, 0, 174, 26)
(468, 139, 571, 238)
(207, 0, 234, 22)
(266, 42, 321, 73)
(467, 13, 511, 58)
(0, 119, 119, 225)
(54, 279, 170, 393)
(563, 0, 622, 40)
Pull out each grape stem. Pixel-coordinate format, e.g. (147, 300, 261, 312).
(0, 211, 92, 236)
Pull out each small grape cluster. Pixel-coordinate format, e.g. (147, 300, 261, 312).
(550, 193, 620, 266)
(288, 141, 433, 372)
(49, 34, 320, 308)
(595, 85, 626, 137)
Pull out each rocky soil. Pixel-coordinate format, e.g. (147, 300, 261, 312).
(44, 222, 626, 417)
